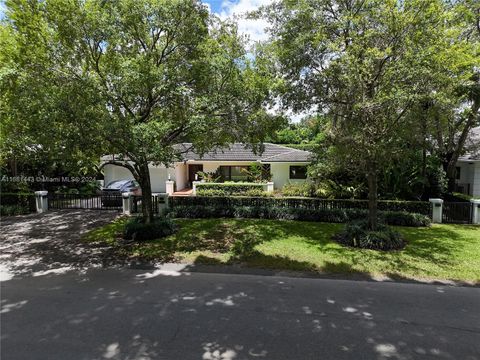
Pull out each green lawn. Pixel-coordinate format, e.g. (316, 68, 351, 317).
(84, 217, 480, 283)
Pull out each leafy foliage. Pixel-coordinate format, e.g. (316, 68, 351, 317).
(123, 216, 176, 241)
(335, 221, 405, 251)
(196, 182, 266, 196)
(1, 0, 280, 222)
(168, 203, 430, 227)
(240, 162, 271, 182)
(257, 0, 479, 229)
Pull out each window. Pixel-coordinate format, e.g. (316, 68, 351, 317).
(456, 167, 461, 180)
(219, 166, 249, 181)
(289, 166, 307, 179)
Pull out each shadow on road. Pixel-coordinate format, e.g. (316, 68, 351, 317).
(1, 268, 479, 360)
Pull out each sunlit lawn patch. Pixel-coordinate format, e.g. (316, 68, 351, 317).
(84, 218, 480, 283)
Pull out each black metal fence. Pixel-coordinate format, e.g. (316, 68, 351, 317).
(443, 202, 473, 224)
(131, 195, 166, 214)
(48, 193, 123, 211)
(170, 196, 432, 216)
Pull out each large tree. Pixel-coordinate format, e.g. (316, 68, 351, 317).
(427, 0, 480, 191)
(259, 0, 470, 229)
(1, 0, 278, 222)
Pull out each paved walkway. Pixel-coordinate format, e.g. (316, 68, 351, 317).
(2, 268, 479, 360)
(0, 210, 120, 280)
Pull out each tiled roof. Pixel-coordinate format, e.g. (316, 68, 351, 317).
(174, 143, 312, 163)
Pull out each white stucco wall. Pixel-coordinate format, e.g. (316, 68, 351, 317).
(103, 164, 175, 193)
(474, 163, 480, 197)
(174, 163, 188, 191)
(456, 161, 478, 196)
(269, 163, 309, 190)
(104, 161, 311, 192)
(104, 165, 135, 185)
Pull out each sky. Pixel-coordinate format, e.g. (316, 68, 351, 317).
(204, 0, 272, 42)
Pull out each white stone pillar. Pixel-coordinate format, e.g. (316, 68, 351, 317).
(165, 180, 175, 196)
(122, 192, 133, 215)
(429, 198, 444, 223)
(192, 181, 200, 195)
(471, 199, 480, 225)
(266, 182, 274, 193)
(154, 193, 169, 215)
(34, 191, 48, 213)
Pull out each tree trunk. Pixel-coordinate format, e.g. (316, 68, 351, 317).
(366, 161, 378, 231)
(137, 161, 154, 224)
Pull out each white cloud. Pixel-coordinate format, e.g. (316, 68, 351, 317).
(218, 0, 273, 43)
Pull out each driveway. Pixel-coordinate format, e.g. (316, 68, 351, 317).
(1, 268, 479, 360)
(0, 210, 120, 280)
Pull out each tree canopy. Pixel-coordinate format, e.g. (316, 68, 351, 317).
(1, 0, 280, 221)
(258, 0, 479, 228)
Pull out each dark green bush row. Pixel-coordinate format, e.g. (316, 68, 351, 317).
(167, 205, 430, 227)
(170, 196, 432, 216)
(196, 183, 264, 196)
(334, 221, 405, 251)
(123, 217, 176, 241)
(0, 204, 31, 216)
(383, 211, 431, 227)
(197, 187, 271, 197)
(1, 193, 36, 213)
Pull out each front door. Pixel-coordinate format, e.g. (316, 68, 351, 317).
(188, 164, 203, 186)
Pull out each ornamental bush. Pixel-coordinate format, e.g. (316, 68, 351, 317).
(381, 211, 431, 227)
(334, 221, 405, 251)
(167, 205, 430, 227)
(0, 204, 30, 216)
(196, 182, 265, 196)
(170, 195, 432, 215)
(123, 216, 176, 241)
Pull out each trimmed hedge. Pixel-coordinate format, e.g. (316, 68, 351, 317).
(170, 196, 432, 216)
(124, 217, 176, 241)
(0, 204, 31, 216)
(383, 211, 431, 227)
(0, 193, 36, 214)
(196, 183, 265, 196)
(196, 187, 271, 197)
(167, 205, 430, 227)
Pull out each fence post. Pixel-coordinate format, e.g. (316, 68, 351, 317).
(471, 199, 480, 224)
(192, 181, 200, 195)
(34, 191, 49, 213)
(266, 182, 274, 193)
(429, 198, 443, 223)
(122, 192, 133, 215)
(153, 193, 169, 215)
(165, 180, 175, 196)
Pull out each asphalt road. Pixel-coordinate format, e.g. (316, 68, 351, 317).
(1, 267, 479, 360)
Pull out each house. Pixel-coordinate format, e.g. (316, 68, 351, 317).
(102, 143, 312, 194)
(455, 127, 480, 197)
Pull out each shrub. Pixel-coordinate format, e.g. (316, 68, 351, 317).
(0, 193, 36, 214)
(196, 188, 228, 197)
(244, 188, 272, 197)
(196, 182, 265, 196)
(382, 211, 431, 227)
(282, 182, 315, 197)
(0, 204, 30, 216)
(334, 221, 405, 251)
(167, 205, 428, 227)
(123, 216, 176, 241)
